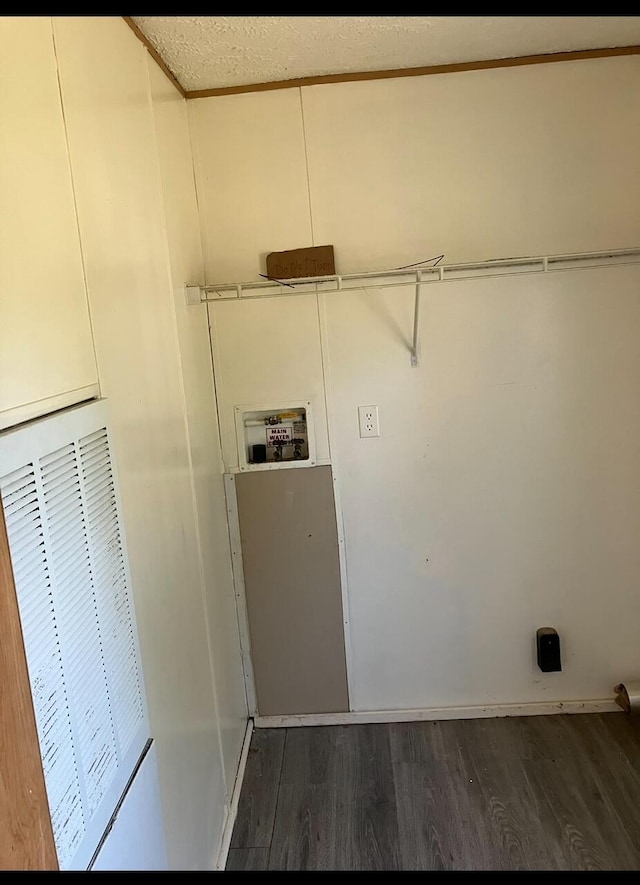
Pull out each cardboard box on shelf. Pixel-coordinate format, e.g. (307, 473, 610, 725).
(266, 245, 335, 280)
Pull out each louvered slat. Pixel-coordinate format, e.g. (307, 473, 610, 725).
(40, 443, 119, 824)
(0, 465, 85, 869)
(1, 465, 37, 497)
(0, 402, 149, 870)
(79, 429, 145, 760)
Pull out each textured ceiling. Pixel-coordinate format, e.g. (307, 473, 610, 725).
(132, 15, 640, 92)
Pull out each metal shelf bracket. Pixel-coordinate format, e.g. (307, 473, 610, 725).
(411, 274, 421, 368)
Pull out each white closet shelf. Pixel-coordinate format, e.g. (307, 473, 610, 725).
(186, 247, 640, 367)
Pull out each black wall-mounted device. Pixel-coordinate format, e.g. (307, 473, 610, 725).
(536, 627, 562, 672)
(251, 443, 267, 464)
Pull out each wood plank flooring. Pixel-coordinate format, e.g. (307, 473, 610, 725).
(225, 713, 640, 871)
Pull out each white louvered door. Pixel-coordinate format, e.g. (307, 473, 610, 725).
(0, 399, 150, 871)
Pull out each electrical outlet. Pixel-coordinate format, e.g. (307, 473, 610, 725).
(358, 405, 380, 438)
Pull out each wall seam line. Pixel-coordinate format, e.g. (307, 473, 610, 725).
(298, 86, 315, 246)
(50, 17, 101, 401)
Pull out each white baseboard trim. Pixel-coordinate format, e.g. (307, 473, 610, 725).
(254, 698, 621, 729)
(214, 718, 254, 871)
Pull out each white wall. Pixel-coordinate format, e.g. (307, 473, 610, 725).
(210, 294, 330, 469)
(323, 266, 640, 710)
(189, 89, 312, 283)
(0, 17, 97, 428)
(193, 55, 640, 713)
(0, 16, 246, 870)
(192, 56, 640, 283)
(92, 744, 168, 871)
(147, 58, 247, 794)
(302, 59, 640, 272)
(20, 16, 243, 870)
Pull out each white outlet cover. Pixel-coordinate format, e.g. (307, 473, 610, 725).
(358, 405, 380, 438)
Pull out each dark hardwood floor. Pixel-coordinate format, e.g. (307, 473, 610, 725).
(225, 713, 640, 871)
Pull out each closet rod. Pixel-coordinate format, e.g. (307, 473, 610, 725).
(185, 247, 640, 368)
(186, 247, 640, 304)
